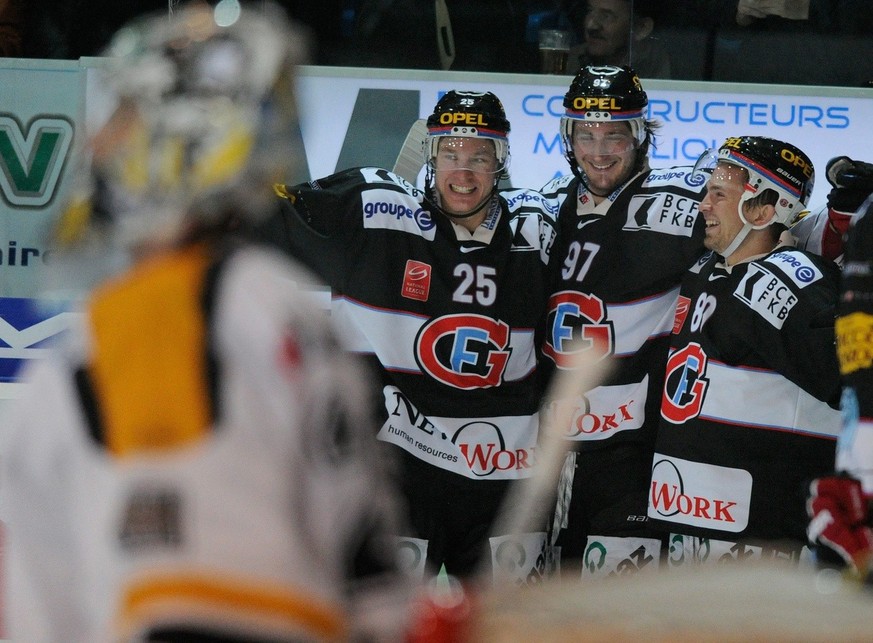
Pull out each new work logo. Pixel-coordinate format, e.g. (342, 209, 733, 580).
(0, 114, 74, 208)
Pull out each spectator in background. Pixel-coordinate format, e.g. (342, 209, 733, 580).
(735, 0, 809, 27)
(0, 0, 24, 56)
(567, 0, 670, 78)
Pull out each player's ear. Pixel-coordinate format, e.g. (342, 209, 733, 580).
(750, 203, 777, 227)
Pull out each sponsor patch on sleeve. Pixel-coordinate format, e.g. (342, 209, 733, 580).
(402, 260, 431, 301)
(672, 295, 691, 334)
(623, 192, 700, 237)
(733, 264, 797, 329)
(763, 250, 823, 288)
(361, 189, 436, 239)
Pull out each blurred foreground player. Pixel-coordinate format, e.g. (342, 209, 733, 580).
(0, 3, 413, 641)
(807, 158, 873, 578)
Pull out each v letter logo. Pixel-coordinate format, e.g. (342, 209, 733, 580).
(0, 115, 74, 207)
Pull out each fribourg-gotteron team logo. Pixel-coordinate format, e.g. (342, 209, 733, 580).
(543, 290, 613, 368)
(661, 342, 709, 423)
(415, 313, 510, 389)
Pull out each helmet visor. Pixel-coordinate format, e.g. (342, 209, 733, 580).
(426, 136, 508, 175)
(571, 123, 638, 155)
(691, 147, 719, 185)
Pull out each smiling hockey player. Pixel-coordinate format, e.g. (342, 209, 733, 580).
(260, 90, 560, 583)
(649, 136, 842, 566)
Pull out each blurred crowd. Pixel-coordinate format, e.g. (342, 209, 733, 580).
(1, 0, 872, 87)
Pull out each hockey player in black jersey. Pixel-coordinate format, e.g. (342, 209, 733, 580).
(807, 158, 873, 578)
(259, 91, 559, 583)
(649, 137, 841, 566)
(540, 65, 709, 577)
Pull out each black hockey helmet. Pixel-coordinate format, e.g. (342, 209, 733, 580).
(560, 65, 650, 180)
(563, 65, 648, 123)
(717, 136, 815, 226)
(425, 90, 511, 173)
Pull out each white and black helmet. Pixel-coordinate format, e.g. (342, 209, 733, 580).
(57, 0, 306, 251)
(560, 65, 651, 178)
(717, 135, 815, 227)
(424, 90, 511, 176)
(699, 135, 815, 258)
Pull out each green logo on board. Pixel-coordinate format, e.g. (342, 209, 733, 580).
(0, 115, 74, 208)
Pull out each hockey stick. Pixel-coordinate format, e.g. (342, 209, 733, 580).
(392, 119, 428, 184)
(409, 352, 611, 628)
(486, 350, 612, 555)
(435, 0, 455, 71)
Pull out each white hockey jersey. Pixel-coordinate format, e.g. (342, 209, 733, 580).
(1, 242, 412, 642)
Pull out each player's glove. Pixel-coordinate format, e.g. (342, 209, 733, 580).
(807, 156, 873, 262)
(807, 475, 873, 577)
(826, 156, 873, 213)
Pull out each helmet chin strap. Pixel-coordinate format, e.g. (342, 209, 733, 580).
(718, 222, 752, 260)
(718, 192, 770, 260)
(575, 167, 613, 199)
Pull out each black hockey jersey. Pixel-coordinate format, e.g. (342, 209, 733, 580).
(834, 198, 873, 492)
(262, 167, 559, 484)
(540, 167, 708, 451)
(649, 246, 842, 543)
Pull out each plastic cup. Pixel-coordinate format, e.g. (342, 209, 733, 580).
(539, 29, 572, 75)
